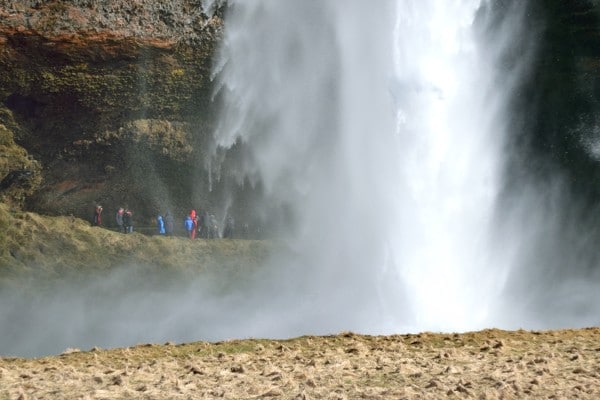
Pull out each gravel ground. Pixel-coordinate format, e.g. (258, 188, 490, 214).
(1, 327, 599, 399)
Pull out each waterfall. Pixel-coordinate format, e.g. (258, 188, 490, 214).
(390, 1, 506, 331)
(209, 0, 539, 333)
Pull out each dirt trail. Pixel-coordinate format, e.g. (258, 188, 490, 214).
(1, 328, 599, 399)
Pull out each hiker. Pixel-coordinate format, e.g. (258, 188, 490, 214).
(200, 210, 210, 239)
(209, 214, 219, 238)
(116, 207, 125, 233)
(157, 214, 165, 235)
(223, 215, 235, 239)
(190, 210, 197, 239)
(123, 209, 133, 233)
(184, 214, 194, 239)
(164, 210, 174, 236)
(197, 211, 205, 238)
(92, 205, 103, 226)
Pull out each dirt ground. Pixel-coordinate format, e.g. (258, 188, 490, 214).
(1, 327, 599, 399)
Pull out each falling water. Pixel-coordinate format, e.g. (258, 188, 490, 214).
(389, 1, 507, 331)
(209, 0, 538, 333)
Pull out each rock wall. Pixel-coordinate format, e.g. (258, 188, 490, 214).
(0, 0, 224, 224)
(513, 0, 600, 201)
(0, 0, 598, 227)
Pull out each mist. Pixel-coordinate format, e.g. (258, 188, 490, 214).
(0, 263, 306, 358)
(209, 0, 600, 334)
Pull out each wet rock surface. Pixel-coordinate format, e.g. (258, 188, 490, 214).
(0, 0, 224, 221)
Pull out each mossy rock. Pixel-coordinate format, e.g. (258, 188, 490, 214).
(0, 121, 42, 207)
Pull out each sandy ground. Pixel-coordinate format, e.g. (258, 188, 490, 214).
(1, 328, 599, 399)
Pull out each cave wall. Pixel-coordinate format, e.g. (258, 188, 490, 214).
(0, 0, 226, 225)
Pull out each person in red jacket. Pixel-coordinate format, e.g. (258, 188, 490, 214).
(190, 209, 197, 239)
(93, 205, 103, 226)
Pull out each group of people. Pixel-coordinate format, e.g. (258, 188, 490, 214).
(92, 205, 133, 233)
(181, 209, 234, 239)
(92, 205, 235, 239)
(115, 207, 134, 233)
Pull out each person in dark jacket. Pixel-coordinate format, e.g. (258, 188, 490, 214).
(198, 211, 206, 238)
(223, 215, 235, 239)
(116, 207, 124, 232)
(201, 210, 210, 238)
(209, 214, 219, 238)
(164, 211, 174, 236)
(123, 209, 133, 233)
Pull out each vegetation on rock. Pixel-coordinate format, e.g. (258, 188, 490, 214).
(0, 120, 41, 207)
(0, 201, 270, 279)
(0, 0, 224, 222)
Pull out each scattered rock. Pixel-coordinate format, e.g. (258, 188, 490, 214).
(230, 365, 245, 374)
(1, 329, 599, 399)
(188, 365, 203, 375)
(111, 375, 123, 385)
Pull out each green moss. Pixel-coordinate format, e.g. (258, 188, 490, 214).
(170, 68, 185, 78)
(0, 202, 272, 277)
(0, 121, 42, 207)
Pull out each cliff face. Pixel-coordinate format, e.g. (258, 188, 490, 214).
(0, 0, 224, 222)
(0, 0, 598, 225)
(517, 0, 600, 200)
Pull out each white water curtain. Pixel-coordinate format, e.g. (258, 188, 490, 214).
(209, 0, 533, 332)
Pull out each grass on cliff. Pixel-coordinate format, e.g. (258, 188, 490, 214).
(0, 202, 271, 278)
(0, 122, 42, 206)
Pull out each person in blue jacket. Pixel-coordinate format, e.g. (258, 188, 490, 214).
(157, 214, 165, 235)
(184, 215, 194, 239)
